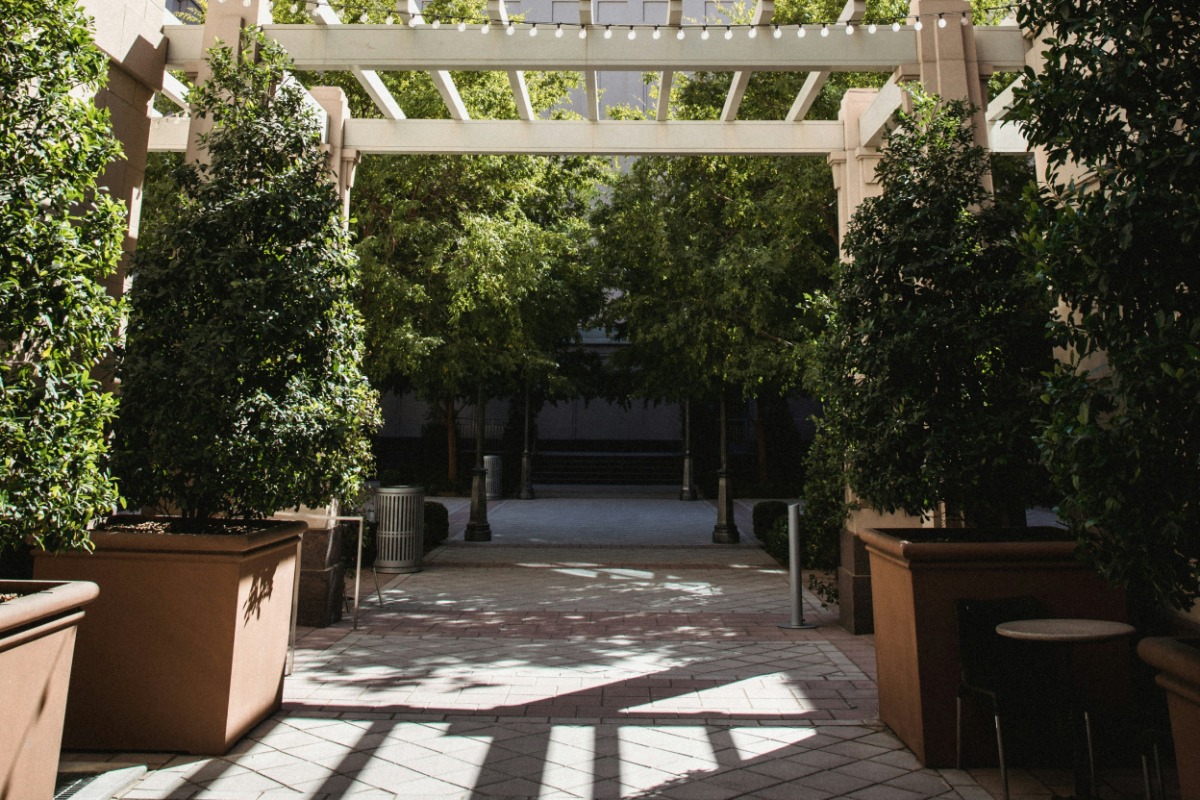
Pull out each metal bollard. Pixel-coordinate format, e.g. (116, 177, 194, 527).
(779, 503, 818, 630)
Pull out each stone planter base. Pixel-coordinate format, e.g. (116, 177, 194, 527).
(862, 527, 1128, 767)
(34, 520, 303, 755)
(1138, 636, 1200, 800)
(0, 580, 98, 800)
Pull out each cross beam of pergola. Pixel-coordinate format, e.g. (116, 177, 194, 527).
(149, 0, 1030, 157)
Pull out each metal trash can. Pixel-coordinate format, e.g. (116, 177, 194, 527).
(374, 486, 424, 574)
(484, 455, 502, 500)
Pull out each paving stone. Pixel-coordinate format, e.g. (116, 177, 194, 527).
(112, 497, 1008, 800)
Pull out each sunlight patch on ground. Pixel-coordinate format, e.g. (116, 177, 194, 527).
(621, 672, 806, 715)
(619, 726, 719, 797)
(728, 726, 819, 760)
(539, 725, 597, 800)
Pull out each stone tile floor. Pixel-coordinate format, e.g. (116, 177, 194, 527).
(62, 493, 1171, 799)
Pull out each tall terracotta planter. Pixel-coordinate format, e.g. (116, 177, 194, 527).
(1138, 637, 1200, 800)
(1, 579, 99, 800)
(860, 527, 1128, 767)
(33, 520, 304, 754)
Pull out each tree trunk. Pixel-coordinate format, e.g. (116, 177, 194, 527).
(755, 406, 768, 485)
(444, 400, 457, 483)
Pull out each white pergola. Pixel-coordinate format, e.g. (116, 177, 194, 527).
(86, 0, 1038, 275)
(145, 0, 1030, 156)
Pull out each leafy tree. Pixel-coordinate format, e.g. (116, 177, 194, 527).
(115, 29, 380, 519)
(819, 88, 1051, 528)
(1014, 0, 1200, 611)
(0, 0, 125, 553)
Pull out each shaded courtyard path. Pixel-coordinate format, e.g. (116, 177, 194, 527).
(68, 494, 1064, 799)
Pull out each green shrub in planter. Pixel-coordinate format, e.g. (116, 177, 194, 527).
(1, 0, 126, 554)
(752, 501, 788, 540)
(114, 29, 379, 519)
(1015, 0, 1200, 613)
(423, 501, 449, 552)
(819, 88, 1052, 529)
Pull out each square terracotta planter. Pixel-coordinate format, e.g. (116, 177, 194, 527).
(860, 527, 1129, 767)
(33, 520, 304, 755)
(1138, 636, 1200, 800)
(1, 579, 98, 800)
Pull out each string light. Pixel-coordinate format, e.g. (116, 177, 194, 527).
(961, 12, 969, 24)
(282, 3, 942, 36)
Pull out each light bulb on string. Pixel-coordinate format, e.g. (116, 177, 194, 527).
(772, 24, 781, 37)
(386, 14, 393, 23)
(431, 18, 439, 27)
(747, 26, 756, 38)
(891, 20, 900, 31)
(676, 27, 685, 39)
(556, 22, 563, 37)
(652, 25, 661, 39)
(578, 26, 587, 37)
(482, 21, 490, 32)
(457, 20, 465, 30)
(724, 26, 732, 39)
(603, 24, 612, 38)
(961, 12, 968, 24)
(867, 22, 876, 33)
(529, 22, 537, 35)
(506, 22, 514, 34)
(937, 13, 946, 27)
(820, 23, 828, 36)
(628, 26, 636, 38)
(914, 18, 923, 30)
(797, 25, 805, 37)
(845, 22, 853, 34)
(700, 25, 709, 39)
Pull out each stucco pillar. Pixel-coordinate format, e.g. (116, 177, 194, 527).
(910, 0, 987, 146)
(828, 88, 884, 256)
(185, 0, 271, 163)
(79, 0, 165, 300)
(309, 87, 360, 224)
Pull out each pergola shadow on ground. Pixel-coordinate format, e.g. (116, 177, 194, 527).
(62, 496, 1165, 799)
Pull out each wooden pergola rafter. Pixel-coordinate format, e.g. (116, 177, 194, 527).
(152, 13, 1029, 156)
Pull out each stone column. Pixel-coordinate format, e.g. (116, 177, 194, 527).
(828, 88, 884, 255)
(78, 0, 166, 303)
(185, 0, 271, 164)
(309, 86, 360, 224)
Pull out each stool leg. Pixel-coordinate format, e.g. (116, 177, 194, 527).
(995, 712, 1009, 800)
(956, 696, 964, 770)
(1084, 710, 1096, 793)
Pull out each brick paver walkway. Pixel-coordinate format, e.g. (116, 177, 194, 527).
(63, 494, 1148, 799)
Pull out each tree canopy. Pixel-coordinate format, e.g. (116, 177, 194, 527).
(819, 89, 1051, 528)
(116, 30, 380, 519)
(1016, 0, 1200, 611)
